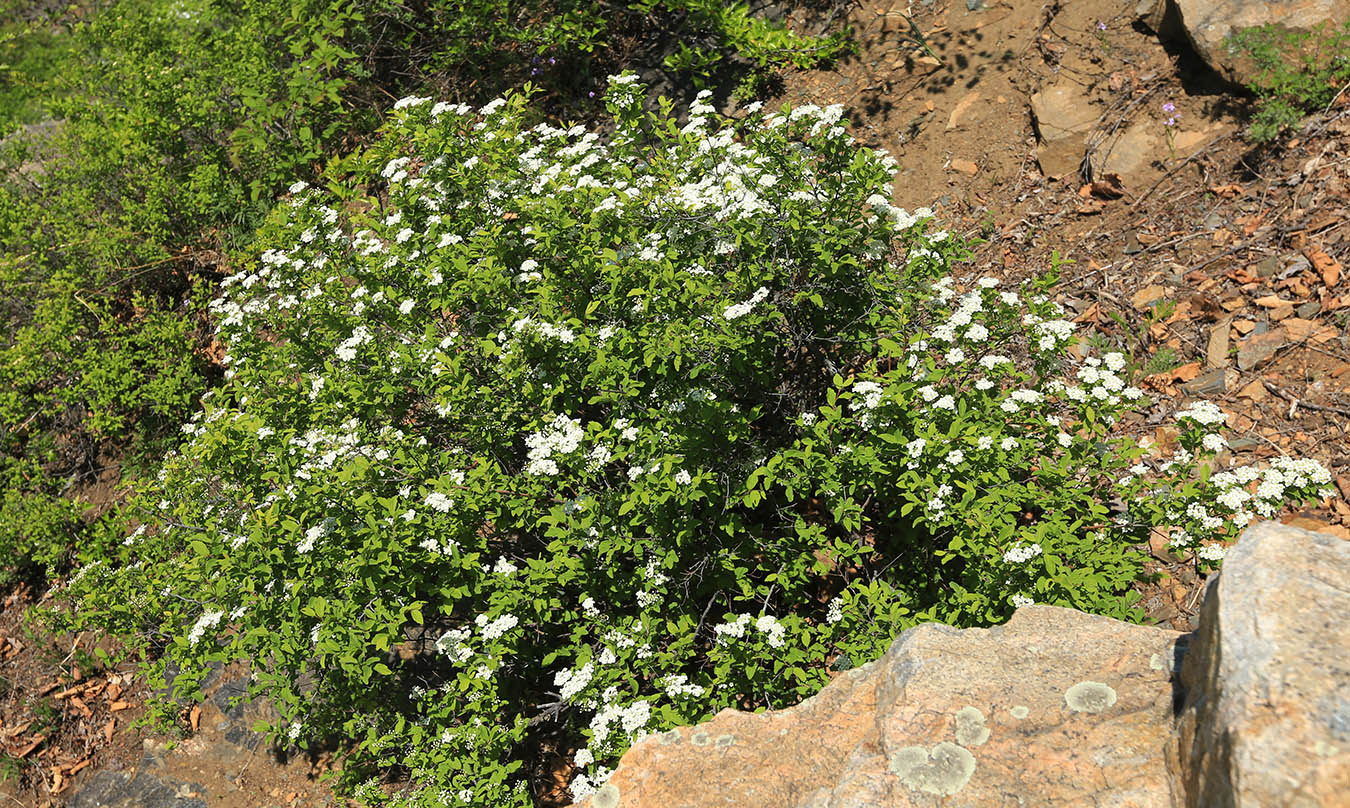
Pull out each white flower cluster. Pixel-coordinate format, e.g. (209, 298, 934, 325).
(524, 414, 585, 476)
(659, 673, 706, 699)
(1196, 544, 1226, 562)
(554, 661, 595, 701)
(926, 483, 954, 519)
(298, 521, 327, 553)
(187, 609, 224, 645)
(474, 613, 519, 641)
(723, 286, 770, 320)
(425, 491, 454, 512)
(1176, 401, 1227, 427)
(826, 596, 844, 624)
(851, 380, 885, 428)
(1002, 542, 1043, 564)
(435, 628, 472, 664)
(713, 613, 786, 647)
(1203, 457, 1334, 529)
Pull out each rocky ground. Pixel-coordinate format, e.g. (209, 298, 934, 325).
(2, 0, 1348, 805)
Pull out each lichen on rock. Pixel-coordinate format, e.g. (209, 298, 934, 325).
(887, 742, 977, 796)
(954, 706, 991, 746)
(1065, 681, 1118, 714)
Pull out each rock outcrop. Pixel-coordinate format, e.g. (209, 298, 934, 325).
(1152, 0, 1350, 86)
(572, 521, 1349, 808)
(1169, 521, 1350, 806)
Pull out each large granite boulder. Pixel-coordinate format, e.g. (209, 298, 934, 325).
(1169, 0, 1350, 85)
(1169, 521, 1350, 806)
(572, 521, 1349, 808)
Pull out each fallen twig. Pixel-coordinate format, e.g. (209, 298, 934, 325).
(1262, 380, 1350, 419)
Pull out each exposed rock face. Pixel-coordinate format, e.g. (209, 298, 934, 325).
(572, 522, 1349, 808)
(1029, 82, 1100, 178)
(1170, 0, 1350, 85)
(1169, 521, 1350, 806)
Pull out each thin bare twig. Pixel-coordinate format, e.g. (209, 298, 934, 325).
(1262, 381, 1350, 419)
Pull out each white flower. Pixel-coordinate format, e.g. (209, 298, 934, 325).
(493, 558, 518, 575)
(479, 614, 519, 641)
(574, 748, 594, 768)
(425, 491, 454, 512)
(713, 614, 752, 642)
(1201, 434, 1228, 452)
(1196, 544, 1226, 562)
(755, 614, 786, 647)
(1001, 437, 1019, 450)
(298, 523, 325, 553)
(555, 662, 595, 701)
(723, 287, 770, 320)
(826, 597, 844, 624)
(524, 414, 585, 476)
(399, 299, 416, 314)
(1011, 594, 1034, 608)
(187, 610, 224, 645)
(1002, 542, 1043, 564)
(1176, 401, 1227, 426)
(674, 469, 692, 485)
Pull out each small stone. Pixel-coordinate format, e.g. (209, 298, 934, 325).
(1207, 316, 1233, 367)
(1255, 256, 1278, 277)
(950, 158, 978, 175)
(1124, 232, 1145, 255)
(1237, 329, 1286, 371)
(1183, 367, 1228, 396)
(1237, 379, 1267, 401)
(1131, 283, 1167, 308)
(1297, 300, 1322, 319)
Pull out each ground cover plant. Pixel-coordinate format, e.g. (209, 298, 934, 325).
(1230, 20, 1350, 143)
(56, 75, 1336, 805)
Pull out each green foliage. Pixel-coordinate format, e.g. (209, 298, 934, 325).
(0, 2, 77, 133)
(0, 0, 847, 590)
(59, 76, 1333, 806)
(1229, 21, 1350, 142)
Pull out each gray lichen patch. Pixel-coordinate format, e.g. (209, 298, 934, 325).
(887, 742, 977, 796)
(658, 729, 682, 746)
(593, 783, 621, 808)
(690, 730, 711, 747)
(954, 706, 991, 746)
(1149, 653, 1165, 671)
(1065, 681, 1117, 714)
(715, 733, 736, 749)
(1010, 705, 1030, 720)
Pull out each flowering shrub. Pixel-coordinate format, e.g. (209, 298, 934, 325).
(63, 75, 1333, 805)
